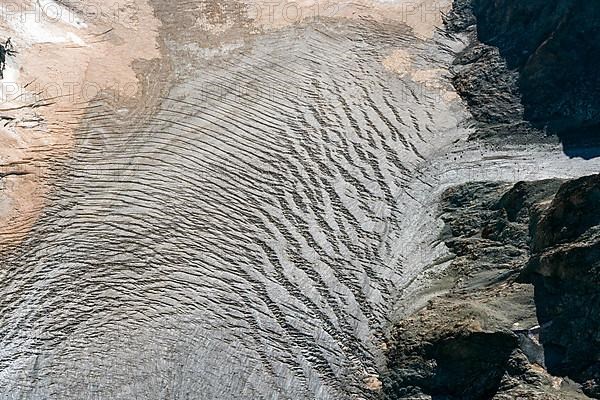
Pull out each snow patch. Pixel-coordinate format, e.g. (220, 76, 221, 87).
(37, 0, 88, 29)
(0, 2, 87, 45)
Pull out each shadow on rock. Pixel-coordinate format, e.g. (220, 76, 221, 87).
(385, 175, 600, 399)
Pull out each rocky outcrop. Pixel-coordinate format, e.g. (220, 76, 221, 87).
(384, 175, 600, 399)
(447, 3, 543, 142)
(524, 175, 600, 398)
(447, 0, 600, 155)
(387, 2, 600, 393)
(472, 0, 600, 142)
(385, 298, 522, 399)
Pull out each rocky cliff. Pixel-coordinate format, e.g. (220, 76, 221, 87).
(449, 0, 600, 156)
(525, 175, 600, 397)
(473, 0, 600, 144)
(383, 1, 600, 396)
(384, 175, 600, 399)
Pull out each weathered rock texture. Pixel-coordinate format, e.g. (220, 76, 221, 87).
(384, 175, 600, 399)
(447, 0, 600, 155)
(447, 1, 542, 142)
(525, 175, 600, 398)
(472, 0, 600, 144)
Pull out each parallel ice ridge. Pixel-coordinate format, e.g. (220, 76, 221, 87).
(1, 7, 599, 400)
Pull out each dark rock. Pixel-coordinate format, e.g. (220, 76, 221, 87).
(522, 174, 600, 398)
(471, 0, 600, 142)
(446, 0, 600, 156)
(384, 300, 520, 400)
(532, 174, 600, 251)
(385, 175, 600, 399)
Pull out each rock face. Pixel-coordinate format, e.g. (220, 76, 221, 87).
(385, 298, 521, 399)
(447, 1, 542, 142)
(384, 175, 600, 399)
(525, 175, 600, 398)
(385, 2, 600, 397)
(448, 0, 600, 155)
(472, 0, 600, 142)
